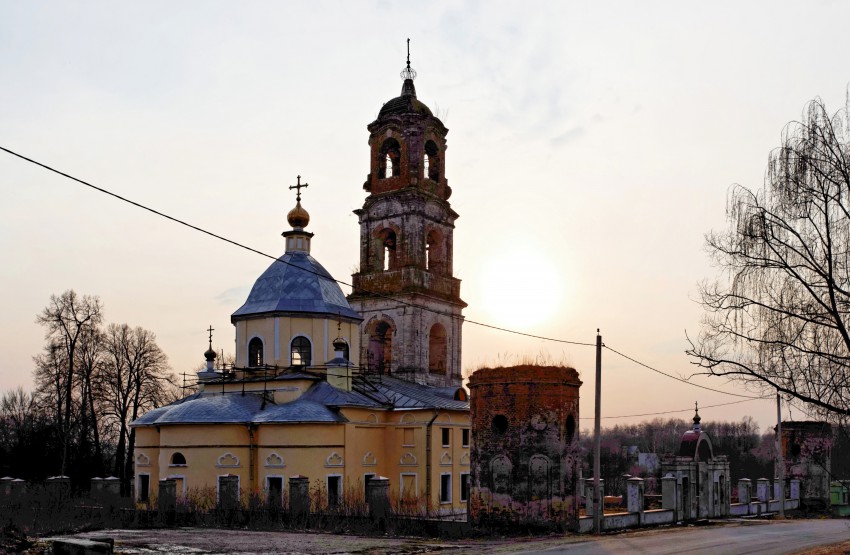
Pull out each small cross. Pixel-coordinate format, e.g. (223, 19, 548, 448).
(406, 38, 411, 69)
(695, 401, 699, 412)
(289, 175, 309, 202)
(207, 325, 214, 347)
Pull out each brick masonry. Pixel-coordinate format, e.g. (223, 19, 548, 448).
(468, 365, 582, 526)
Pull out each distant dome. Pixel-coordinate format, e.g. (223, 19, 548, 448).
(287, 201, 310, 229)
(232, 251, 361, 321)
(332, 336, 348, 351)
(204, 347, 217, 362)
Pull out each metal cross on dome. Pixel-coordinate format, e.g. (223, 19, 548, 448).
(207, 325, 215, 350)
(290, 175, 309, 202)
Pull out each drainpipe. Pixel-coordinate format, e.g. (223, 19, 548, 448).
(248, 424, 256, 493)
(426, 410, 440, 507)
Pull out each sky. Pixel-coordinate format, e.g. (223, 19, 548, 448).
(2, 1, 848, 433)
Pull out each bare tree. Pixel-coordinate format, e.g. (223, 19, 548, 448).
(35, 290, 103, 474)
(688, 95, 850, 423)
(102, 323, 175, 493)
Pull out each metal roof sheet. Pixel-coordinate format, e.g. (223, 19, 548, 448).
(232, 251, 361, 321)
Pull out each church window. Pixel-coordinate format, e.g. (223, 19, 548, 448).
(441, 428, 451, 447)
(367, 320, 393, 375)
(291, 336, 311, 367)
(138, 474, 150, 502)
(493, 414, 509, 434)
(425, 230, 443, 272)
(462, 428, 470, 447)
(424, 140, 440, 181)
(170, 452, 187, 466)
(460, 472, 470, 502)
(379, 138, 401, 179)
(428, 323, 447, 374)
(379, 229, 397, 271)
(565, 414, 576, 444)
(267, 476, 283, 506)
(248, 337, 264, 367)
(440, 473, 452, 503)
(327, 475, 341, 507)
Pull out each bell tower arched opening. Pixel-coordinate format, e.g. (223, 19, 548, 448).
(367, 320, 393, 375)
(424, 140, 440, 182)
(428, 323, 447, 374)
(379, 138, 401, 180)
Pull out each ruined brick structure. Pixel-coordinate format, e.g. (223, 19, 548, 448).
(348, 59, 466, 387)
(468, 365, 582, 527)
(781, 421, 833, 504)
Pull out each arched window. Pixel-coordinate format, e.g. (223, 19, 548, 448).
(428, 323, 447, 374)
(425, 230, 443, 273)
(248, 337, 264, 367)
(367, 320, 393, 375)
(424, 140, 439, 181)
(375, 228, 398, 271)
(379, 138, 401, 179)
(565, 414, 576, 444)
(171, 452, 187, 466)
(291, 336, 311, 367)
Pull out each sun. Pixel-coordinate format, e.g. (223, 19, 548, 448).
(479, 250, 564, 329)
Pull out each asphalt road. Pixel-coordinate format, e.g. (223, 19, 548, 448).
(511, 519, 850, 555)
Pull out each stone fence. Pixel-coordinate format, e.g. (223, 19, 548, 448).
(577, 477, 801, 533)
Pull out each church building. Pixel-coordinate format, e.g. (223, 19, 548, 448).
(130, 55, 471, 513)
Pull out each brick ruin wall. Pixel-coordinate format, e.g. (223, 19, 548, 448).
(468, 365, 582, 527)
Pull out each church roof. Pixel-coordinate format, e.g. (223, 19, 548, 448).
(232, 251, 361, 321)
(131, 376, 469, 427)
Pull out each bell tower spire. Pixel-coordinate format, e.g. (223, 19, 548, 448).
(348, 49, 466, 387)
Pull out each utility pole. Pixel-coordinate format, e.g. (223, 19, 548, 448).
(594, 329, 602, 534)
(777, 391, 785, 517)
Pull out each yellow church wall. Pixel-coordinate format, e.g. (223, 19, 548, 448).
(235, 315, 360, 369)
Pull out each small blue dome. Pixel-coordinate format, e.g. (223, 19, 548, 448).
(232, 251, 362, 321)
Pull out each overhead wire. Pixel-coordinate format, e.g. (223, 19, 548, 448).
(2, 145, 770, 400)
(579, 397, 766, 420)
(0, 145, 594, 347)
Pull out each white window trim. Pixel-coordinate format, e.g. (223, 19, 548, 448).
(441, 427, 451, 448)
(165, 474, 187, 496)
(289, 334, 314, 367)
(460, 471, 471, 502)
(462, 428, 470, 448)
(326, 473, 343, 505)
(136, 472, 151, 502)
(247, 335, 265, 367)
(439, 472, 452, 504)
(265, 474, 285, 505)
(400, 472, 418, 498)
(216, 474, 241, 503)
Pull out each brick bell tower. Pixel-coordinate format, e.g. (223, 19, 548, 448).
(348, 44, 466, 387)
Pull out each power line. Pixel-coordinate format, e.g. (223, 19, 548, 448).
(0, 145, 596, 347)
(604, 344, 766, 399)
(579, 397, 767, 420)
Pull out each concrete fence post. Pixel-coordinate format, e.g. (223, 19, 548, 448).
(366, 476, 390, 524)
(46, 476, 71, 505)
(289, 475, 310, 520)
(790, 479, 801, 500)
(661, 475, 677, 516)
(756, 478, 770, 503)
(626, 477, 645, 520)
(737, 478, 752, 504)
(773, 480, 784, 502)
(584, 478, 603, 517)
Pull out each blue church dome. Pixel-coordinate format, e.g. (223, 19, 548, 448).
(232, 251, 361, 321)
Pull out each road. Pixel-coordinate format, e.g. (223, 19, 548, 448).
(57, 519, 850, 554)
(508, 519, 850, 555)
